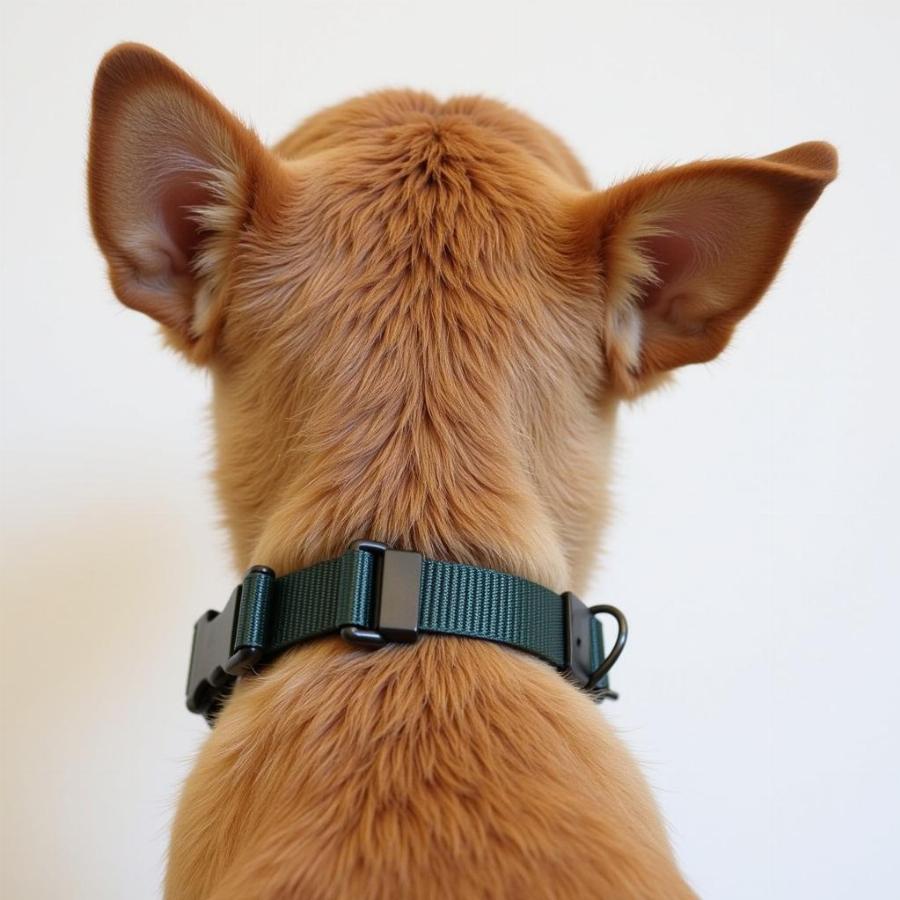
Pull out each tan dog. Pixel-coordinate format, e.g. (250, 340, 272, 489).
(88, 43, 835, 900)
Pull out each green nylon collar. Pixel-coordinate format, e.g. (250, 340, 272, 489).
(186, 541, 627, 724)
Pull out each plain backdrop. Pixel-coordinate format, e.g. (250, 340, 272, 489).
(2, 1, 898, 897)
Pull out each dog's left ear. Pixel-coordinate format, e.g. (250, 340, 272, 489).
(580, 142, 837, 395)
(88, 43, 283, 359)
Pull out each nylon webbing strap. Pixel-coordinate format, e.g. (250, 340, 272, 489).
(237, 550, 376, 654)
(187, 545, 619, 723)
(417, 557, 572, 667)
(235, 550, 600, 669)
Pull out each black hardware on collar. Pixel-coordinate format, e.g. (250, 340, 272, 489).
(187, 541, 628, 724)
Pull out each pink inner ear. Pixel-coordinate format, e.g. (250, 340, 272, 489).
(636, 193, 736, 321)
(637, 231, 696, 319)
(158, 172, 213, 275)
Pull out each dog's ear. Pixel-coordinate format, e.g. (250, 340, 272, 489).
(579, 142, 837, 395)
(88, 43, 281, 357)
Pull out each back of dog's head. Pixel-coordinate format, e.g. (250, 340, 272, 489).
(88, 44, 836, 585)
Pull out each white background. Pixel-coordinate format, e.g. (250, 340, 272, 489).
(2, 1, 898, 897)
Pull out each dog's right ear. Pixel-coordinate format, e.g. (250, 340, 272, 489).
(88, 43, 282, 359)
(574, 142, 837, 396)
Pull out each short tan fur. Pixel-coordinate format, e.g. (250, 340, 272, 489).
(88, 43, 836, 899)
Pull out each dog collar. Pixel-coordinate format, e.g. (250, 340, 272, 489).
(186, 540, 628, 725)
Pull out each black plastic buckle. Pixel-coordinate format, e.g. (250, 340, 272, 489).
(562, 592, 628, 702)
(185, 565, 273, 724)
(341, 540, 423, 648)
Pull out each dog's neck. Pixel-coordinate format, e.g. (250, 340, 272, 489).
(225, 394, 573, 590)
(244, 451, 572, 592)
(211, 344, 615, 596)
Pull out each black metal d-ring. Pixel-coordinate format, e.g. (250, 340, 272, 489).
(585, 605, 629, 692)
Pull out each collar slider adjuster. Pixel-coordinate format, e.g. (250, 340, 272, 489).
(341, 540, 423, 648)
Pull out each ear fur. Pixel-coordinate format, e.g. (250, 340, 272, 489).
(87, 43, 281, 359)
(580, 142, 837, 395)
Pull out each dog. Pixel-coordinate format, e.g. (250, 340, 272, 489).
(88, 43, 835, 899)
